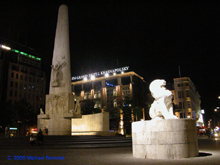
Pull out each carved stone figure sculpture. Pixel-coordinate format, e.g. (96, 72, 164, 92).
(149, 79, 177, 120)
(73, 96, 81, 114)
(51, 61, 66, 87)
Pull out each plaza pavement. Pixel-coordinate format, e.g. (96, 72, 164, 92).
(0, 136, 220, 165)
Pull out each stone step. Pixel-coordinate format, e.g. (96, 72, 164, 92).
(0, 136, 132, 149)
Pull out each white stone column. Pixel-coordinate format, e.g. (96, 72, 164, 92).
(49, 4, 71, 95)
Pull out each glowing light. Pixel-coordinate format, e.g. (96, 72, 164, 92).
(20, 51, 28, 55)
(105, 73, 109, 77)
(121, 71, 124, 74)
(91, 75, 95, 81)
(214, 133, 218, 137)
(83, 77, 88, 81)
(2, 45, 11, 50)
(0, 43, 41, 61)
(201, 109, 205, 114)
(72, 66, 129, 80)
(9, 127, 17, 130)
(12, 49, 20, 53)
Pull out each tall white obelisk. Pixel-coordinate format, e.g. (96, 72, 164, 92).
(49, 4, 71, 94)
(37, 4, 81, 135)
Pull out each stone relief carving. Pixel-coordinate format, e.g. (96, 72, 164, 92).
(51, 61, 66, 87)
(46, 94, 81, 115)
(58, 94, 68, 113)
(73, 96, 81, 114)
(149, 79, 177, 120)
(47, 95, 60, 114)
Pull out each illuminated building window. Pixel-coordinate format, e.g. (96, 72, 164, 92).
(94, 101, 101, 108)
(113, 89, 116, 96)
(84, 93, 87, 99)
(97, 91, 101, 98)
(113, 99, 117, 107)
(94, 92, 97, 99)
(187, 101, 191, 108)
(122, 86, 130, 96)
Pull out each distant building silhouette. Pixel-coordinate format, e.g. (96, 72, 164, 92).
(173, 77, 203, 126)
(0, 37, 45, 109)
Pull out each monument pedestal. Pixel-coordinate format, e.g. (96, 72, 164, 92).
(132, 119, 198, 159)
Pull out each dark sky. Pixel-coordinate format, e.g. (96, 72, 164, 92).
(0, 1, 220, 121)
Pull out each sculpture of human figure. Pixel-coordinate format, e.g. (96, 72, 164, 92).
(40, 108, 44, 114)
(149, 79, 177, 120)
(51, 61, 66, 83)
(73, 96, 81, 114)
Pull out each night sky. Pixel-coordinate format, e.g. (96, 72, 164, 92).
(0, 1, 219, 122)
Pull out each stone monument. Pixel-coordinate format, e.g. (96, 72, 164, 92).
(132, 79, 198, 159)
(149, 79, 177, 120)
(37, 4, 81, 135)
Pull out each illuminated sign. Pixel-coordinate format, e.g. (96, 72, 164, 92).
(72, 66, 129, 81)
(9, 127, 18, 130)
(106, 82, 116, 87)
(0, 43, 41, 61)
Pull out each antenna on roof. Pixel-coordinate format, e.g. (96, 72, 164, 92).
(178, 66, 181, 78)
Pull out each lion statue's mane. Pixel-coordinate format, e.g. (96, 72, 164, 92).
(149, 79, 177, 120)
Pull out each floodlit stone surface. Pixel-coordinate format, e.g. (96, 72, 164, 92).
(37, 5, 111, 136)
(132, 119, 198, 159)
(37, 5, 80, 135)
(149, 79, 177, 120)
(71, 112, 113, 136)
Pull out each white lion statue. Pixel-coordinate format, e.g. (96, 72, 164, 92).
(149, 79, 177, 120)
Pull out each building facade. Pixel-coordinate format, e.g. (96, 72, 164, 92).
(71, 69, 147, 134)
(173, 77, 202, 124)
(0, 38, 46, 109)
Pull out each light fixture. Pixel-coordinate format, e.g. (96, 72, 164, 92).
(105, 73, 109, 77)
(113, 72, 116, 75)
(83, 77, 88, 81)
(121, 71, 124, 74)
(91, 75, 95, 80)
(1, 45, 11, 50)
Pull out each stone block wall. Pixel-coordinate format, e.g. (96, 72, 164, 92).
(132, 119, 198, 159)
